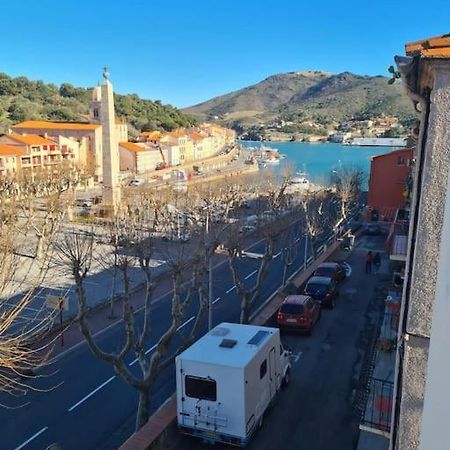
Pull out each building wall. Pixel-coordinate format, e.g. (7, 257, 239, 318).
(367, 148, 413, 221)
(393, 61, 450, 450)
(119, 147, 136, 172)
(136, 150, 162, 173)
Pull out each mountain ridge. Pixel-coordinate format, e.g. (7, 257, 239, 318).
(183, 71, 416, 128)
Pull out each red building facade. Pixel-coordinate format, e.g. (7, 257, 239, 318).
(366, 148, 413, 222)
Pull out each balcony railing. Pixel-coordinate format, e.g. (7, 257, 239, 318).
(361, 377, 394, 435)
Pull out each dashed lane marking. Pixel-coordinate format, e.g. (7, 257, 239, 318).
(226, 285, 236, 294)
(13, 426, 48, 450)
(212, 297, 221, 305)
(244, 270, 258, 280)
(68, 376, 116, 412)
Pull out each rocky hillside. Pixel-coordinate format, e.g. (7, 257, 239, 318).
(0, 73, 197, 136)
(184, 71, 416, 128)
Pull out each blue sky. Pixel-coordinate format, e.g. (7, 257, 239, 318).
(0, 0, 448, 107)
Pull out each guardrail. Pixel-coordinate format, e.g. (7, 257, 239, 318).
(360, 377, 394, 435)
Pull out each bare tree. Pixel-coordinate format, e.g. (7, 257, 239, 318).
(302, 193, 327, 260)
(0, 189, 57, 401)
(224, 176, 292, 324)
(333, 166, 364, 222)
(55, 195, 211, 430)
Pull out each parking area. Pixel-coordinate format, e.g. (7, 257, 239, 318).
(175, 234, 387, 450)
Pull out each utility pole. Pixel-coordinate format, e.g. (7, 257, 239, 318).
(304, 234, 308, 270)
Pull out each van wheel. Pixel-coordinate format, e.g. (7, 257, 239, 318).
(282, 369, 290, 388)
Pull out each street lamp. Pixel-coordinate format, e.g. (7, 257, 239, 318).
(205, 206, 213, 331)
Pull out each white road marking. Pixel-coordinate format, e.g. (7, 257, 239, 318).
(212, 297, 221, 305)
(241, 251, 263, 259)
(13, 426, 48, 450)
(128, 315, 194, 367)
(244, 270, 258, 280)
(290, 352, 302, 363)
(177, 316, 195, 332)
(226, 285, 236, 294)
(295, 237, 301, 243)
(274, 251, 282, 258)
(68, 376, 116, 412)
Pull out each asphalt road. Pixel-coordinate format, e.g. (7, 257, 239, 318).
(2, 199, 346, 450)
(177, 235, 386, 450)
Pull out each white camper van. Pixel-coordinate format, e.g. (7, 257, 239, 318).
(176, 322, 291, 447)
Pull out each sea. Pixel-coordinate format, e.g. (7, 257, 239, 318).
(240, 141, 398, 189)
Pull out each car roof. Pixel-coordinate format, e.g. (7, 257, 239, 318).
(317, 262, 339, 269)
(307, 276, 333, 285)
(283, 295, 311, 305)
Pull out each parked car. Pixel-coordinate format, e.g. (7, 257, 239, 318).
(277, 295, 321, 334)
(365, 223, 382, 235)
(303, 276, 338, 309)
(77, 198, 92, 208)
(313, 262, 346, 283)
(129, 178, 145, 187)
(239, 224, 256, 234)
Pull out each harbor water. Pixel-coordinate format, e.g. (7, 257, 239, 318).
(241, 141, 399, 188)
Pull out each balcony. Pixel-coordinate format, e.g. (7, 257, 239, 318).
(361, 377, 394, 435)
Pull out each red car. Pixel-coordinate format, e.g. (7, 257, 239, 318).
(277, 295, 321, 334)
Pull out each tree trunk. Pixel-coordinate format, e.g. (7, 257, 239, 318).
(240, 293, 251, 324)
(35, 234, 45, 259)
(135, 388, 151, 431)
(109, 268, 117, 319)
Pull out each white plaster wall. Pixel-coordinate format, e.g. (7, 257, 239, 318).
(419, 150, 450, 450)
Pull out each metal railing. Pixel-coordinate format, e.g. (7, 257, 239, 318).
(361, 377, 394, 434)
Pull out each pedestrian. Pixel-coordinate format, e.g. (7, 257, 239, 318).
(373, 252, 381, 274)
(365, 251, 373, 274)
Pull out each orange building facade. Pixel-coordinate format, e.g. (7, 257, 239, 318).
(366, 148, 413, 222)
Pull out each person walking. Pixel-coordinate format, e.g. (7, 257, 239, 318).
(373, 252, 381, 274)
(365, 251, 373, 274)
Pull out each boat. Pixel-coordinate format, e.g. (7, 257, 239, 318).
(262, 157, 280, 165)
(288, 172, 310, 190)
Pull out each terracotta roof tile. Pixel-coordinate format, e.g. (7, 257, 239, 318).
(0, 143, 26, 157)
(406, 33, 450, 58)
(7, 133, 56, 146)
(12, 120, 100, 131)
(119, 141, 147, 153)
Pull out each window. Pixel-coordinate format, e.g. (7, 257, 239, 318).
(185, 376, 216, 401)
(280, 304, 304, 315)
(260, 360, 267, 379)
(397, 156, 406, 166)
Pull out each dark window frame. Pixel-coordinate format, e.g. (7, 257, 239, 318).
(185, 375, 217, 402)
(260, 360, 267, 379)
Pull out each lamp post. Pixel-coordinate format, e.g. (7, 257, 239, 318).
(205, 207, 213, 331)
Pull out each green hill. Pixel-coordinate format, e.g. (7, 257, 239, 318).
(184, 71, 416, 129)
(0, 73, 197, 136)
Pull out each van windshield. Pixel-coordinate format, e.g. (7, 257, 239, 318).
(185, 376, 217, 401)
(280, 304, 304, 315)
